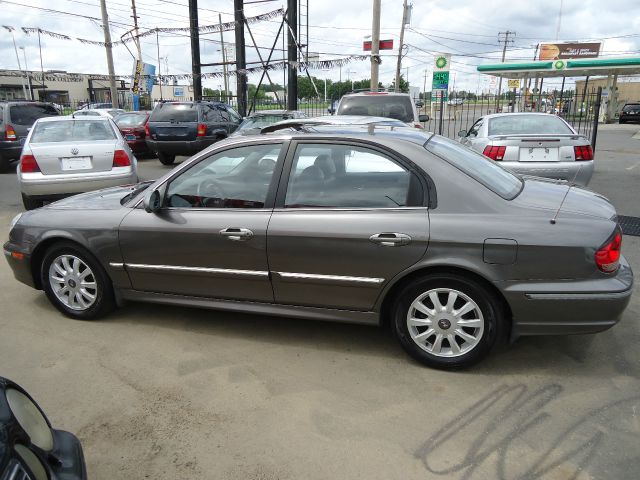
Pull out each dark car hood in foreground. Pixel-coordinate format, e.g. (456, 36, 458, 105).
(45, 183, 147, 210)
(515, 177, 616, 220)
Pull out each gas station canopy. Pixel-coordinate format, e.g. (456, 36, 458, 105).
(477, 57, 640, 78)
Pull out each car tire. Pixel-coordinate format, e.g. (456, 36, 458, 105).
(41, 242, 115, 320)
(391, 273, 504, 369)
(157, 152, 175, 165)
(21, 193, 44, 210)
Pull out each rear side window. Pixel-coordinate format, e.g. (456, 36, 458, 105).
(31, 120, 116, 143)
(488, 115, 573, 136)
(337, 95, 414, 123)
(150, 104, 198, 122)
(425, 136, 522, 200)
(9, 104, 58, 126)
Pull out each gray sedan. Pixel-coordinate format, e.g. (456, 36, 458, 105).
(459, 113, 594, 186)
(4, 127, 633, 369)
(18, 116, 138, 209)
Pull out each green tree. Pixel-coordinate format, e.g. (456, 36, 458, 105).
(389, 74, 409, 93)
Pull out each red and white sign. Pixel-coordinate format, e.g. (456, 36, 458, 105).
(363, 39, 394, 51)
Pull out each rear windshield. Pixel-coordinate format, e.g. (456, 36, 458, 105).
(425, 136, 523, 200)
(31, 120, 116, 143)
(337, 95, 414, 123)
(623, 104, 640, 112)
(488, 115, 573, 136)
(116, 113, 148, 127)
(150, 104, 198, 122)
(239, 114, 293, 130)
(9, 104, 59, 126)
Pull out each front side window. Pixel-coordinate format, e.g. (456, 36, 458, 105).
(284, 144, 420, 208)
(166, 144, 281, 209)
(425, 136, 522, 200)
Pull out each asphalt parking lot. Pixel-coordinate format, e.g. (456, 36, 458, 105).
(1, 125, 639, 479)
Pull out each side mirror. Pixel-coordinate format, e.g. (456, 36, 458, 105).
(418, 114, 429, 122)
(328, 107, 335, 114)
(143, 185, 165, 213)
(415, 100, 424, 108)
(458, 129, 467, 138)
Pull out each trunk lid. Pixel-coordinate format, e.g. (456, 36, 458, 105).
(28, 141, 117, 175)
(515, 177, 616, 220)
(487, 134, 588, 163)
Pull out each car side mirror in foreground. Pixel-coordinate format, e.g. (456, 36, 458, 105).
(143, 186, 165, 213)
(419, 114, 429, 122)
(415, 100, 424, 108)
(458, 129, 467, 137)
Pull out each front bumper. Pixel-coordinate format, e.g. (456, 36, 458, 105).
(19, 167, 137, 198)
(146, 137, 214, 156)
(501, 255, 634, 338)
(503, 160, 594, 187)
(4, 242, 35, 288)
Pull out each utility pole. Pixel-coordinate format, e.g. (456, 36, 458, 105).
(99, 0, 119, 108)
(287, 0, 298, 110)
(9, 31, 27, 99)
(496, 30, 515, 109)
(20, 47, 33, 100)
(156, 31, 163, 101)
(370, 0, 381, 92)
(189, 0, 202, 101)
(234, 0, 247, 115)
(394, 0, 408, 92)
(131, 0, 143, 109)
(219, 14, 229, 100)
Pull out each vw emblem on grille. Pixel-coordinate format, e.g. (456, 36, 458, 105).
(71, 148, 79, 155)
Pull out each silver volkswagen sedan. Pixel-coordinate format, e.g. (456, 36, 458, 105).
(458, 113, 594, 186)
(4, 126, 633, 369)
(17, 116, 138, 209)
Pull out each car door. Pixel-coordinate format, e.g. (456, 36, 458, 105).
(118, 140, 286, 302)
(267, 140, 430, 311)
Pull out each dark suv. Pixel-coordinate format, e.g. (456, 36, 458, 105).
(0, 101, 59, 171)
(619, 102, 640, 124)
(146, 101, 242, 165)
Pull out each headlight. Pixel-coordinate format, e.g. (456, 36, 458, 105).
(5, 388, 54, 451)
(9, 213, 23, 231)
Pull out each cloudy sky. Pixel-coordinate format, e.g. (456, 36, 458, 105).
(1, 0, 639, 93)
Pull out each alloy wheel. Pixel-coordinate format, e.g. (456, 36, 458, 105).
(48, 254, 98, 311)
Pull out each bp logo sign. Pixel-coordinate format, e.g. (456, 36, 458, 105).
(554, 60, 565, 70)
(436, 56, 448, 69)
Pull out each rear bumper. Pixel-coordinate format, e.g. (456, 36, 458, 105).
(19, 167, 138, 197)
(0, 141, 23, 161)
(127, 139, 150, 153)
(500, 256, 634, 338)
(146, 137, 214, 156)
(503, 160, 594, 186)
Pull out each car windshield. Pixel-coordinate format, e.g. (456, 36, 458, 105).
(488, 115, 573, 136)
(425, 135, 523, 200)
(117, 113, 148, 127)
(30, 120, 116, 142)
(623, 104, 640, 112)
(149, 104, 198, 122)
(9, 104, 59, 126)
(239, 114, 293, 130)
(337, 95, 414, 123)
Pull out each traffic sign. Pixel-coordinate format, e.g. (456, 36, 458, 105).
(507, 79, 520, 89)
(432, 71, 449, 90)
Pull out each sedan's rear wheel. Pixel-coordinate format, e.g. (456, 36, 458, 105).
(157, 152, 175, 165)
(41, 242, 115, 320)
(392, 273, 504, 369)
(21, 193, 44, 210)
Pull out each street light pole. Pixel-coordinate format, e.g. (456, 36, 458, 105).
(370, 0, 381, 92)
(394, 0, 408, 92)
(10, 32, 28, 99)
(99, 0, 119, 108)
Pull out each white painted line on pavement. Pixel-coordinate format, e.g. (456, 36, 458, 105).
(626, 162, 640, 171)
(632, 131, 640, 140)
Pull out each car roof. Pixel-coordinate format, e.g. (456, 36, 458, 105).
(38, 115, 110, 123)
(481, 112, 568, 119)
(248, 110, 300, 117)
(342, 91, 412, 97)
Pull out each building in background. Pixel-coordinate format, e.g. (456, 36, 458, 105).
(575, 77, 640, 116)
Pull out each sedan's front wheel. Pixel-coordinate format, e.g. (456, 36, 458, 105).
(392, 273, 504, 369)
(41, 242, 115, 320)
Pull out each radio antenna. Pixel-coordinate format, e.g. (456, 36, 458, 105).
(550, 164, 583, 225)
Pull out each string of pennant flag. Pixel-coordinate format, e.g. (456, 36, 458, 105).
(0, 56, 370, 82)
(2, 8, 284, 47)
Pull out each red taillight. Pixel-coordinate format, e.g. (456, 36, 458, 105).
(595, 230, 622, 273)
(144, 123, 150, 137)
(574, 145, 593, 161)
(20, 154, 40, 173)
(112, 150, 131, 167)
(197, 123, 207, 136)
(482, 145, 507, 161)
(5, 124, 17, 141)
(414, 123, 424, 129)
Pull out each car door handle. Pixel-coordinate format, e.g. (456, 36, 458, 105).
(219, 227, 253, 241)
(369, 233, 412, 247)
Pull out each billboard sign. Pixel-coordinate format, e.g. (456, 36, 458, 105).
(538, 42, 601, 60)
(434, 53, 451, 72)
(363, 39, 394, 51)
(432, 71, 449, 90)
(142, 63, 156, 94)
